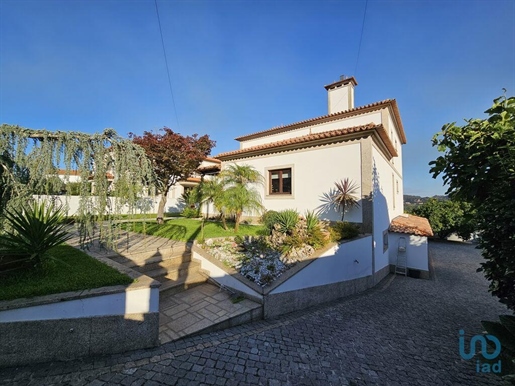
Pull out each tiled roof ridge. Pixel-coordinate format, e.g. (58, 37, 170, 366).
(204, 157, 222, 164)
(217, 123, 381, 159)
(234, 99, 396, 141)
(389, 214, 434, 237)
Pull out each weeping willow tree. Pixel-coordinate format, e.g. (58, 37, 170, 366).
(0, 124, 155, 248)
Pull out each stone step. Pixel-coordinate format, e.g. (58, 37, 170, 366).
(109, 250, 192, 269)
(158, 272, 208, 296)
(110, 243, 190, 262)
(141, 259, 200, 279)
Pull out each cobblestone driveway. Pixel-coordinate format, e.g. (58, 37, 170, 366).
(0, 241, 509, 385)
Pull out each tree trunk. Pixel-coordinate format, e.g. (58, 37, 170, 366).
(156, 187, 169, 224)
(234, 212, 242, 233)
(221, 212, 228, 230)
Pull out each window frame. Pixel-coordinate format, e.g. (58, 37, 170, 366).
(268, 167, 292, 195)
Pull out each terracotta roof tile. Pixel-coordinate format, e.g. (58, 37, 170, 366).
(204, 157, 222, 164)
(217, 123, 396, 160)
(186, 177, 201, 183)
(58, 169, 80, 176)
(389, 214, 434, 237)
(234, 99, 406, 144)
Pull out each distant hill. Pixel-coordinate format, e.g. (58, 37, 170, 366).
(404, 194, 448, 211)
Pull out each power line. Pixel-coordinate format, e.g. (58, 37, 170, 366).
(354, 0, 368, 76)
(331, 0, 369, 113)
(154, 0, 180, 131)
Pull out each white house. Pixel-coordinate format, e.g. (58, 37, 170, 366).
(216, 76, 430, 280)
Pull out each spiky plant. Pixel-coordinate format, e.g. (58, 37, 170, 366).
(0, 201, 72, 269)
(304, 210, 319, 233)
(331, 178, 360, 220)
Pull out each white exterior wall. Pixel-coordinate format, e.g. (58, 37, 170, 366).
(327, 83, 354, 114)
(0, 287, 159, 323)
(270, 236, 373, 293)
(388, 233, 429, 272)
(226, 142, 363, 222)
(57, 174, 81, 183)
(388, 114, 403, 173)
(240, 112, 381, 149)
(372, 147, 404, 272)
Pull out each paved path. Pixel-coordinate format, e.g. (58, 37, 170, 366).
(0, 241, 509, 385)
(160, 284, 262, 343)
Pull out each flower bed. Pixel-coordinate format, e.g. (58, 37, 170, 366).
(200, 236, 310, 287)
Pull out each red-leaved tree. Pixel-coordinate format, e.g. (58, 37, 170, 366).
(130, 128, 215, 223)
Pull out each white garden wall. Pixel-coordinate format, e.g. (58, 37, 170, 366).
(270, 236, 372, 294)
(192, 235, 375, 318)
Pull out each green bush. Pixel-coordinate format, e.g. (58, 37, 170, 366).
(260, 210, 280, 232)
(274, 209, 299, 234)
(182, 206, 199, 218)
(330, 221, 360, 241)
(306, 226, 327, 249)
(0, 201, 72, 270)
(305, 210, 319, 233)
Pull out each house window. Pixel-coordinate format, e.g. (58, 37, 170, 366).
(269, 168, 292, 194)
(383, 229, 389, 252)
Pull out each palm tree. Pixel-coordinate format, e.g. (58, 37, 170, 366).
(199, 177, 229, 230)
(219, 164, 264, 232)
(331, 178, 360, 220)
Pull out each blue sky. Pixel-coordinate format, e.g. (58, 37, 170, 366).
(1, 0, 514, 196)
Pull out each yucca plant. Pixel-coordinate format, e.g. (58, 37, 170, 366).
(331, 178, 360, 220)
(0, 201, 72, 269)
(304, 210, 319, 233)
(274, 209, 299, 234)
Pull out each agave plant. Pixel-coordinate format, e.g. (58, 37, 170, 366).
(0, 201, 72, 269)
(304, 210, 319, 233)
(331, 178, 360, 220)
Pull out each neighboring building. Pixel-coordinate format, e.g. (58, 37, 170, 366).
(216, 76, 429, 279)
(56, 169, 82, 183)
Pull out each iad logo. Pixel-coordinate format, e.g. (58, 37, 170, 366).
(459, 329, 502, 373)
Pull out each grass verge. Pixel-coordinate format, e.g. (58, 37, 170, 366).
(124, 218, 267, 242)
(0, 244, 134, 301)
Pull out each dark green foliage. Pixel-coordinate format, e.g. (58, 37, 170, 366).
(273, 209, 299, 234)
(261, 210, 280, 232)
(305, 210, 319, 233)
(0, 201, 72, 270)
(182, 206, 200, 218)
(430, 94, 515, 310)
(306, 226, 327, 249)
(408, 198, 476, 239)
(481, 315, 515, 382)
(330, 221, 360, 241)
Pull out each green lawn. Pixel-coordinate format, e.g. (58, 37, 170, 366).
(0, 245, 134, 301)
(125, 218, 267, 242)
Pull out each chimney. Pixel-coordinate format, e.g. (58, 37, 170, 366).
(324, 75, 358, 114)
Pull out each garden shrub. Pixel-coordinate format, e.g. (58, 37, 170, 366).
(304, 210, 319, 233)
(273, 209, 299, 234)
(260, 210, 280, 232)
(181, 206, 199, 218)
(331, 221, 360, 241)
(306, 226, 327, 249)
(0, 201, 72, 271)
